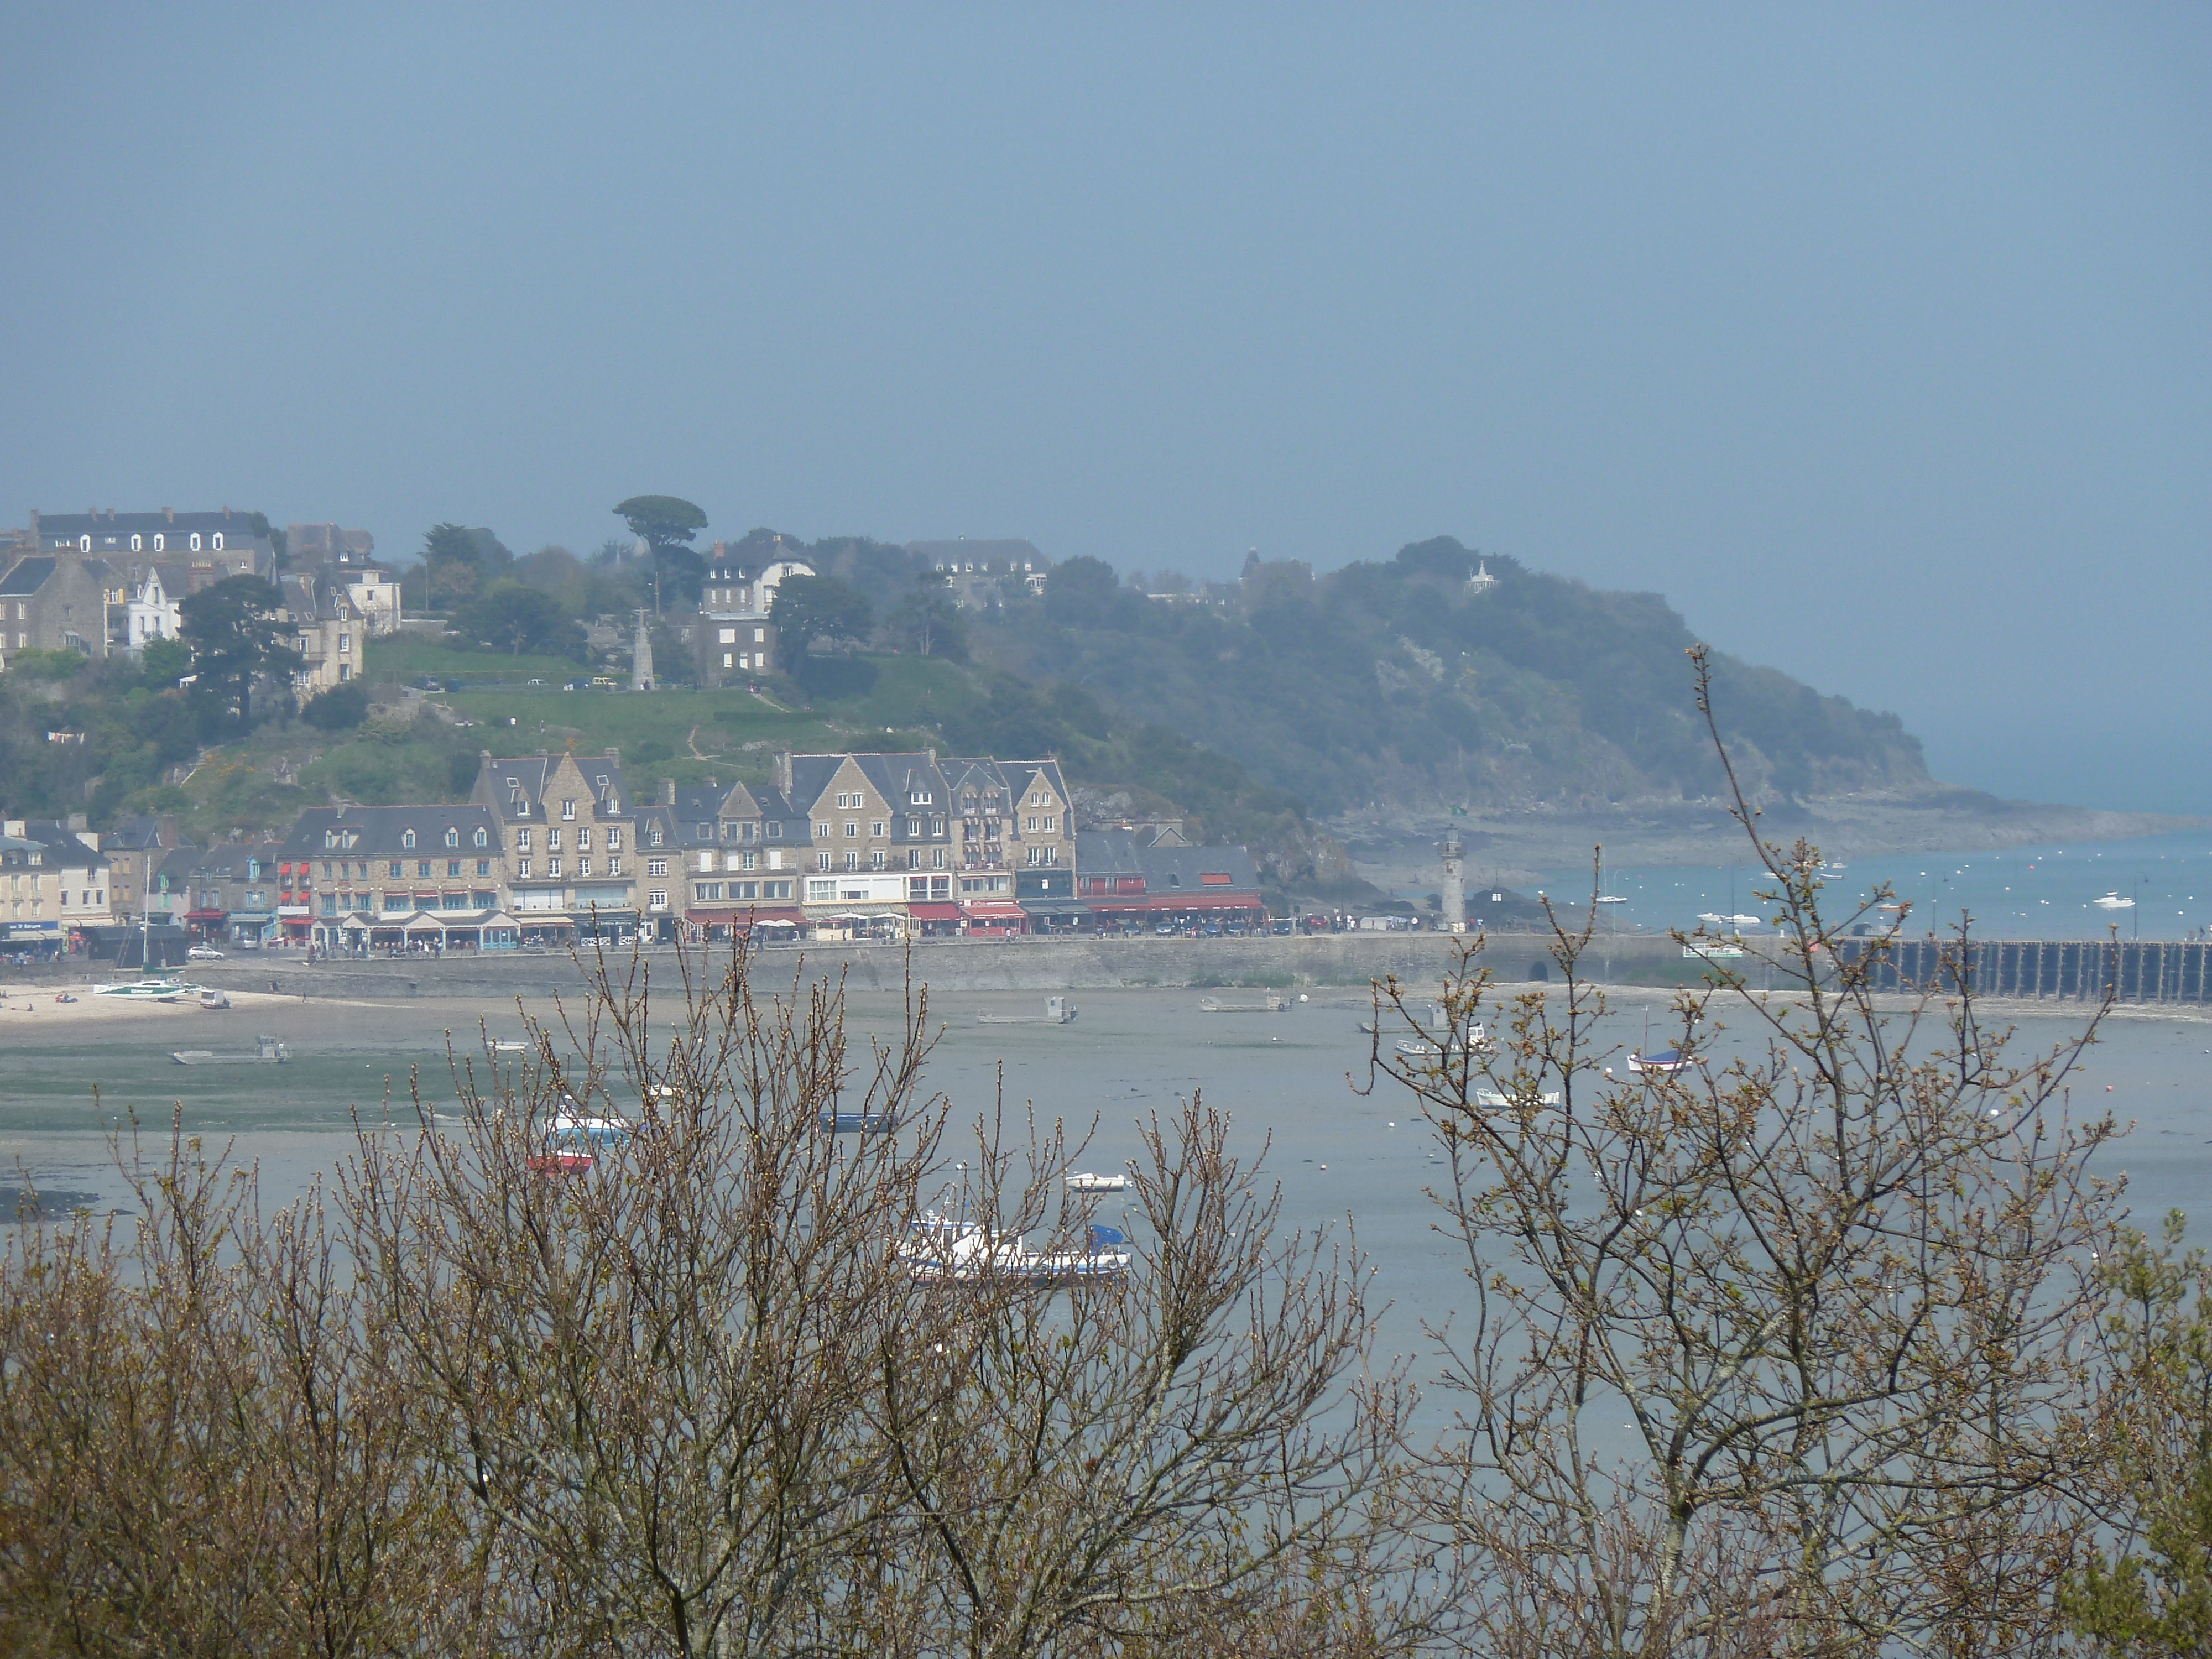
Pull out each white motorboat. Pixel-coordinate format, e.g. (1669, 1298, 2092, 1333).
(1627, 1048, 1693, 1076)
(1066, 1171, 1129, 1193)
(2093, 892, 2136, 910)
(1595, 895, 1628, 905)
(898, 1211, 1131, 1285)
(1475, 1087, 1563, 1108)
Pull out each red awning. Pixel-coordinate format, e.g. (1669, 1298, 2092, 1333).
(686, 905, 807, 928)
(184, 907, 227, 921)
(962, 900, 1027, 922)
(907, 902, 963, 921)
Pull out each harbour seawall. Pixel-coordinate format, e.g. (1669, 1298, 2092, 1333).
(170, 932, 1701, 1002)
(17, 932, 2199, 1004)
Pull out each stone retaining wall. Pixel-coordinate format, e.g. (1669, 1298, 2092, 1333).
(150, 931, 1707, 1000)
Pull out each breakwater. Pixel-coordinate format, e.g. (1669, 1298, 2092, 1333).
(14, 933, 2197, 1004)
(168, 932, 1696, 1001)
(1834, 936, 2212, 1004)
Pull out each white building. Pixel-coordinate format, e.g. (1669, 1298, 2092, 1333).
(697, 553, 812, 682)
(124, 566, 182, 650)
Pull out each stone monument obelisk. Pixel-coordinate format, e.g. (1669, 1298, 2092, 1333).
(1439, 827, 1465, 933)
(630, 608, 655, 692)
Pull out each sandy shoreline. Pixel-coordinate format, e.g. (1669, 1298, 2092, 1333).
(0, 988, 343, 1027)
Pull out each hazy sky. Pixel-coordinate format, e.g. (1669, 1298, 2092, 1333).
(5, 6, 2206, 812)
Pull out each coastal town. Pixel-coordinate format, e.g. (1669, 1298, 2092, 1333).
(4, 745, 1284, 962)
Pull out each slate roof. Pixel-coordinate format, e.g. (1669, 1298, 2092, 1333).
(660, 781, 801, 849)
(101, 816, 182, 853)
(283, 806, 502, 862)
(0, 557, 58, 596)
(158, 842, 288, 886)
(15, 822, 107, 872)
(473, 753, 630, 823)
(36, 510, 272, 545)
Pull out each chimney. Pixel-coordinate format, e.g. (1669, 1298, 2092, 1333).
(222, 505, 231, 519)
(775, 751, 792, 795)
(606, 747, 619, 765)
(163, 507, 174, 523)
(660, 777, 676, 806)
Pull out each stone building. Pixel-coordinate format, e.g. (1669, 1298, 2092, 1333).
(276, 570, 366, 695)
(0, 556, 113, 666)
(283, 805, 513, 953)
(1, 817, 112, 951)
(28, 508, 275, 578)
(695, 546, 810, 682)
(468, 752, 638, 941)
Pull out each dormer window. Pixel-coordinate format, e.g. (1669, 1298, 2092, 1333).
(211, 533, 224, 551)
(153, 534, 164, 552)
(909, 791, 932, 805)
(444, 827, 460, 848)
(190, 533, 202, 551)
(131, 534, 142, 551)
(401, 829, 416, 849)
(472, 827, 487, 848)
(697, 823, 713, 838)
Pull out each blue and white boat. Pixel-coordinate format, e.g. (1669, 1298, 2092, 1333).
(820, 1108, 900, 1134)
(898, 1212, 1131, 1285)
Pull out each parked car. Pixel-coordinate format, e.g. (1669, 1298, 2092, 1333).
(1271, 919, 1292, 936)
(186, 945, 225, 962)
(1154, 922, 1176, 936)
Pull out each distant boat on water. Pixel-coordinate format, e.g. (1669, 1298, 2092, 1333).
(1627, 1049, 1692, 1076)
(171, 1035, 289, 1066)
(2093, 892, 2136, 910)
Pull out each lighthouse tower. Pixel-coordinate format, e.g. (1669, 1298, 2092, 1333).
(630, 609, 655, 692)
(1439, 827, 1466, 933)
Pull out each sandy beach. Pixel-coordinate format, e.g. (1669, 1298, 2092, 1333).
(0, 987, 327, 1027)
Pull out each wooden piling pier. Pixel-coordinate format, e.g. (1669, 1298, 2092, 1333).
(1832, 937, 2212, 1003)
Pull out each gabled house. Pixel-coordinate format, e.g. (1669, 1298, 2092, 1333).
(644, 777, 805, 941)
(155, 841, 288, 947)
(0, 556, 112, 667)
(276, 570, 365, 695)
(468, 752, 638, 940)
(101, 814, 189, 923)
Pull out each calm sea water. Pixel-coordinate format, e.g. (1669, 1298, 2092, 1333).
(3, 981, 2206, 1410)
(1538, 828, 2212, 942)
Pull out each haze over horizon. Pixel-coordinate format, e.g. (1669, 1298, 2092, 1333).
(4, 6, 2206, 815)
